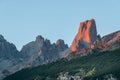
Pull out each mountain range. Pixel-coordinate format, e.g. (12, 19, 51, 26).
(0, 19, 120, 80)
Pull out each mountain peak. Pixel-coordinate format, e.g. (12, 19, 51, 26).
(80, 19, 95, 25)
(35, 35, 44, 43)
(70, 19, 97, 51)
(55, 39, 65, 45)
(0, 34, 5, 41)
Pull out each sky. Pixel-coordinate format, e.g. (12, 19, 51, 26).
(0, 0, 120, 51)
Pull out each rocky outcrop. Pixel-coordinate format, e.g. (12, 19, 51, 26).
(21, 35, 44, 59)
(70, 19, 97, 51)
(91, 30, 120, 51)
(101, 30, 120, 44)
(69, 29, 120, 57)
(55, 39, 68, 52)
(0, 35, 21, 59)
(21, 35, 68, 66)
(0, 35, 22, 80)
(101, 30, 120, 50)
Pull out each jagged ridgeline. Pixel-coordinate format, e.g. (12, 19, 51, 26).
(0, 19, 120, 80)
(0, 35, 68, 80)
(4, 48, 120, 80)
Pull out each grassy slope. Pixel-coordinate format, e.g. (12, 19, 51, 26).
(4, 48, 120, 80)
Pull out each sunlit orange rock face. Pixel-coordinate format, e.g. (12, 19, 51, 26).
(70, 19, 97, 51)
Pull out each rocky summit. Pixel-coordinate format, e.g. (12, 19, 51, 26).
(21, 35, 68, 66)
(0, 35, 21, 59)
(70, 19, 97, 51)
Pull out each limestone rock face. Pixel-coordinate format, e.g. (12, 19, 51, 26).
(0, 35, 21, 59)
(0, 35, 68, 79)
(21, 35, 68, 66)
(101, 30, 120, 50)
(70, 19, 97, 51)
(101, 30, 120, 44)
(55, 39, 68, 52)
(21, 35, 44, 59)
(0, 35, 22, 80)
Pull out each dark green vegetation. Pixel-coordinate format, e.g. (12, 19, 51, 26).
(4, 48, 120, 80)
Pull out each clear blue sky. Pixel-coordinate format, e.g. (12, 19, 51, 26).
(0, 0, 120, 50)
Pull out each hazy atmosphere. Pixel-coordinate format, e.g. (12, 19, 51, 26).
(0, 0, 120, 50)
